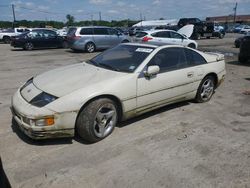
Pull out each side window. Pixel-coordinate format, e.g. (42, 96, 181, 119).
(148, 48, 187, 73)
(152, 31, 170, 38)
(16, 29, 24, 32)
(43, 30, 57, 37)
(93, 28, 109, 35)
(108, 28, 118, 35)
(185, 49, 207, 66)
(170, 32, 183, 39)
(80, 28, 93, 35)
(28, 31, 42, 38)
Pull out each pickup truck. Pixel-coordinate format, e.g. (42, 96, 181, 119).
(177, 18, 225, 40)
(0, 28, 31, 43)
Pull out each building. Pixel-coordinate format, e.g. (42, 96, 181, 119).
(206, 15, 250, 23)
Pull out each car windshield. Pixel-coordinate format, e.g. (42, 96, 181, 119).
(88, 45, 155, 73)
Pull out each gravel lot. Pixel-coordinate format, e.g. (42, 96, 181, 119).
(0, 33, 249, 188)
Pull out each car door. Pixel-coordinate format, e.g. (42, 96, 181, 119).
(169, 31, 188, 46)
(42, 30, 59, 47)
(93, 28, 110, 49)
(108, 28, 122, 47)
(136, 47, 198, 111)
(151, 31, 172, 44)
(28, 30, 45, 48)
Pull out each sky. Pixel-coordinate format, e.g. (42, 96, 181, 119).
(0, 0, 250, 22)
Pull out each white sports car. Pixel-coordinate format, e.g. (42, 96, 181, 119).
(11, 43, 226, 143)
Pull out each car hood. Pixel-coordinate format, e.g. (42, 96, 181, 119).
(33, 62, 125, 97)
(177, 24, 194, 38)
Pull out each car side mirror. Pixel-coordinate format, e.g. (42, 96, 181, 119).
(144, 65, 160, 77)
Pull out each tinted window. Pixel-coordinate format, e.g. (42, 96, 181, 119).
(93, 28, 108, 35)
(170, 31, 183, 39)
(16, 29, 24, 32)
(148, 48, 187, 73)
(42, 30, 57, 37)
(185, 49, 207, 66)
(80, 28, 93, 35)
(27, 31, 43, 38)
(152, 31, 170, 38)
(90, 45, 154, 73)
(108, 28, 118, 35)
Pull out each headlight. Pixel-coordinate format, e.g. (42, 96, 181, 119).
(30, 92, 58, 107)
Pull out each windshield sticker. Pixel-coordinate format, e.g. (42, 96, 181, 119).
(135, 48, 153, 53)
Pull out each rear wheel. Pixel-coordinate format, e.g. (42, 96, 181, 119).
(85, 42, 95, 53)
(76, 98, 118, 143)
(3, 36, 11, 44)
(195, 76, 215, 103)
(188, 43, 196, 49)
(24, 42, 34, 50)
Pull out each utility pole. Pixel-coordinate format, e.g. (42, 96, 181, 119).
(233, 2, 237, 23)
(12, 4, 16, 28)
(99, 11, 102, 21)
(140, 13, 143, 27)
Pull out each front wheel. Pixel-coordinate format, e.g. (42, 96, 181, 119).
(195, 76, 215, 103)
(188, 43, 196, 49)
(76, 98, 118, 143)
(24, 42, 34, 50)
(85, 42, 95, 53)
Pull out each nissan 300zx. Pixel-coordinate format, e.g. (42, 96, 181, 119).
(11, 43, 226, 143)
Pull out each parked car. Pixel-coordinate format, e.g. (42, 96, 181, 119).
(233, 25, 246, 33)
(239, 25, 250, 34)
(66, 26, 130, 52)
(177, 18, 225, 39)
(11, 43, 226, 143)
(10, 29, 66, 50)
(239, 35, 250, 63)
(0, 28, 30, 43)
(134, 28, 198, 49)
(128, 27, 144, 36)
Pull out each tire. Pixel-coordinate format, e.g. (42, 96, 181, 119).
(195, 76, 215, 103)
(3, 36, 11, 44)
(219, 33, 224, 39)
(239, 56, 248, 63)
(188, 43, 196, 49)
(24, 42, 34, 50)
(85, 42, 95, 53)
(76, 98, 118, 143)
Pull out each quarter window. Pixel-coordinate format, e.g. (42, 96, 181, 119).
(148, 48, 187, 73)
(185, 49, 207, 66)
(80, 28, 93, 35)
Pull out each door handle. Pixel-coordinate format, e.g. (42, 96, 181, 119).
(187, 72, 194, 78)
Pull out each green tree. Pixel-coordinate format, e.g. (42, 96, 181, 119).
(66, 14, 75, 26)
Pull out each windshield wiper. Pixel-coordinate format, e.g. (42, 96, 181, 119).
(98, 63, 120, 71)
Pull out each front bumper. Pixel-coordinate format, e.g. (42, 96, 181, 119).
(11, 89, 76, 139)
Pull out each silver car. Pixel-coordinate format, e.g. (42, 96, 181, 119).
(67, 26, 130, 52)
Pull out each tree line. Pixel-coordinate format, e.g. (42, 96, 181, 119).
(0, 14, 139, 29)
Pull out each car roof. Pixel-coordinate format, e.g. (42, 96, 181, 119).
(69, 26, 112, 29)
(122, 42, 188, 49)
